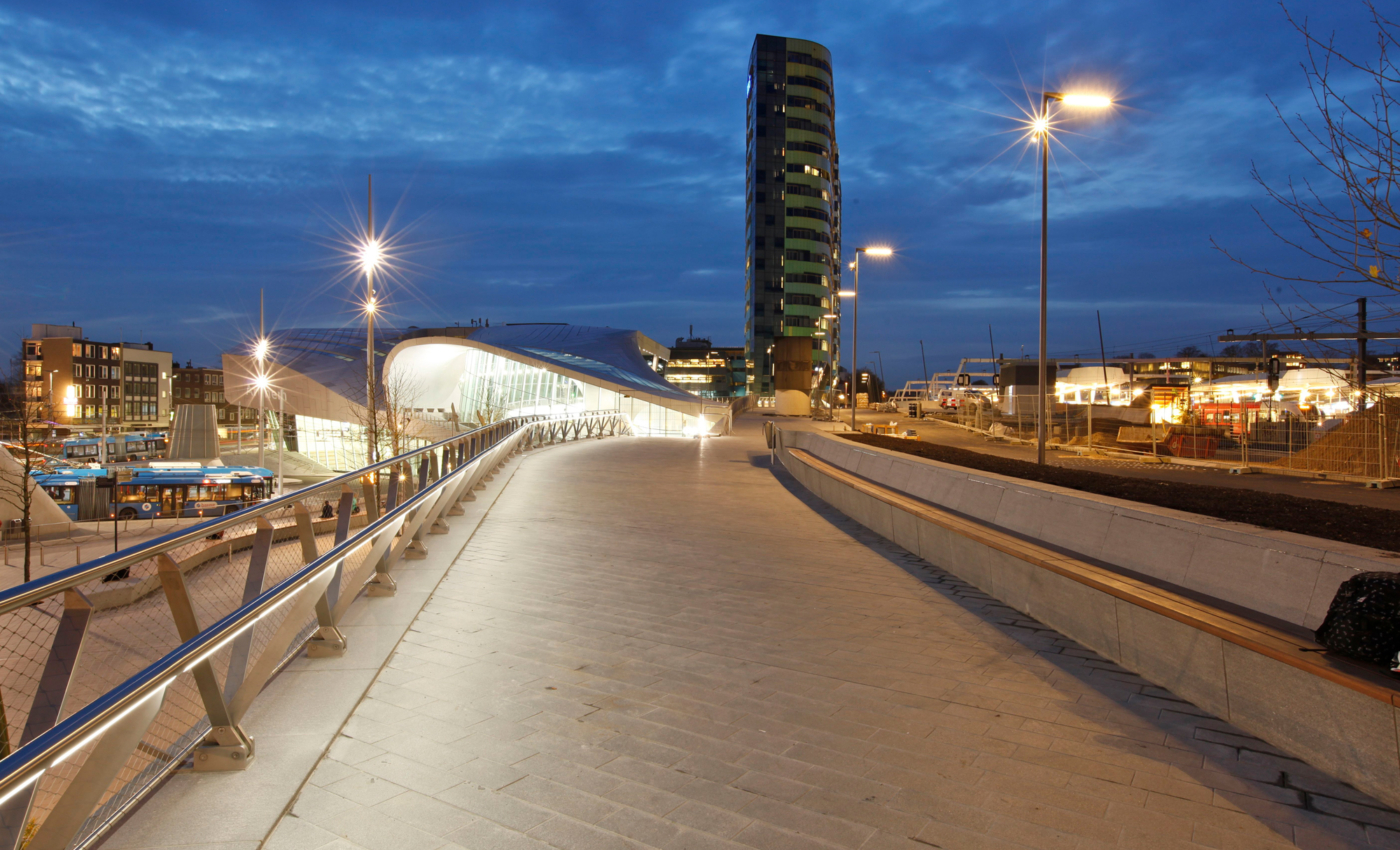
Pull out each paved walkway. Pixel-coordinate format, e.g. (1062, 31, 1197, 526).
(258, 421, 1394, 850)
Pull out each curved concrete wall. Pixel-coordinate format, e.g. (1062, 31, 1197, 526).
(0, 449, 73, 534)
(785, 429, 1399, 630)
(776, 430, 1400, 812)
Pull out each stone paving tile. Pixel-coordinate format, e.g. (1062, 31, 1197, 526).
(265, 421, 1399, 848)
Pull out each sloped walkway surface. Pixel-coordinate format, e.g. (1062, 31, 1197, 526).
(266, 421, 1398, 850)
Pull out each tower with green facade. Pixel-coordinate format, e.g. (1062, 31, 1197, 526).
(744, 34, 841, 402)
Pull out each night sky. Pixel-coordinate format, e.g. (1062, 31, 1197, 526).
(0, 0, 1384, 387)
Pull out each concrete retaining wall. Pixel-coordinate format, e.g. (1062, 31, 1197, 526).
(784, 429, 1399, 630)
(776, 428, 1400, 811)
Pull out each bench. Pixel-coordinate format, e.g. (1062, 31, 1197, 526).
(782, 445, 1400, 810)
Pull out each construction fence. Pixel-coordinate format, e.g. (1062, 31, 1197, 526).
(948, 396, 1400, 481)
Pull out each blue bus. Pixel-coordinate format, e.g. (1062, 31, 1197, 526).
(34, 466, 273, 521)
(31, 469, 108, 521)
(61, 433, 168, 463)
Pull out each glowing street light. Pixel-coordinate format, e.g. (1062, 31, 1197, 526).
(845, 247, 893, 432)
(253, 290, 268, 471)
(1033, 91, 1112, 464)
(1059, 94, 1112, 108)
(360, 176, 384, 505)
(360, 239, 383, 273)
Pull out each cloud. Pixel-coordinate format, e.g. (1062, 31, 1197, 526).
(0, 0, 1379, 383)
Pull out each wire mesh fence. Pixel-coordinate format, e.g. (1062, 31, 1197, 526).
(941, 394, 1400, 480)
(0, 411, 629, 850)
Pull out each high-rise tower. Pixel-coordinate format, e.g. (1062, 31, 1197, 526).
(744, 34, 841, 405)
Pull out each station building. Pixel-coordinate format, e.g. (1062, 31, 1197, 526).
(223, 324, 729, 471)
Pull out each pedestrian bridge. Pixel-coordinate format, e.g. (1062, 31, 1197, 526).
(0, 415, 1394, 850)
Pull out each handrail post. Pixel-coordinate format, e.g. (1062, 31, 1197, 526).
(385, 466, 400, 512)
(223, 518, 273, 700)
(0, 589, 94, 849)
(361, 472, 379, 523)
(334, 486, 353, 546)
(292, 502, 319, 564)
(157, 554, 254, 770)
(22, 685, 167, 850)
(403, 501, 430, 558)
(296, 502, 348, 658)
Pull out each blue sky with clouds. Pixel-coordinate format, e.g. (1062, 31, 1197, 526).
(0, 0, 1385, 386)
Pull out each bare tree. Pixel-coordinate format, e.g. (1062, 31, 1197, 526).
(380, 369, 427, 459)
(461, 381, 509, 430)
(0, 364, 55, 583)
(348, 368, 429, 511)
(1215, 3, 1400, 369)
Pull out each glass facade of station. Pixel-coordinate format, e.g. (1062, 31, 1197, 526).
(293, 415, 372, 473)
(422, 345, 714, 438)
(241, 328, 726, 472)
(453, 347, 585, 417)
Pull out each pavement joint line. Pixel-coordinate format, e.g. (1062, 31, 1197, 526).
(438, 557, 1066, 719)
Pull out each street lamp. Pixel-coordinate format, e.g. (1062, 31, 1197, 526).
(843, 246, 893, 432)
(1034, 91, 1112, 464)
(253, 374, 286, 494)
(817, 316, 828, 414)
(361, 176, 383, 472)
(253, 338, 269, 472)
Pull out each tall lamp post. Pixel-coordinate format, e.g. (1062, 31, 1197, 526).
(253, 312, 269, 471)
(1034, 92, 1112, 464)
(361, 176, 383, 470)
(842, 247, 892, 431)
(254, 376, 285, 494)
(822, 312, 838, 416)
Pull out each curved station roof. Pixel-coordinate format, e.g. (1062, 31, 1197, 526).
(224, 324, 720, 440)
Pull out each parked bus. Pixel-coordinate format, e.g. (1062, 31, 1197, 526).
(33, 465, 273, 521)
(61, 433, 168, 463)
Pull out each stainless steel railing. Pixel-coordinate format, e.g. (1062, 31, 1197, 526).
(0, 410, 630, 850)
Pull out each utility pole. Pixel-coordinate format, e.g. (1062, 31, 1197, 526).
(1219, 312, 1397, 363)
(258, 289, 265, 471)
(366, 176, 377, 470)
(1220, 309, 1400, 481)
(99, 385, 108, 465)
(919, 340, 929, 386)
(1358, 297, 1368, 395)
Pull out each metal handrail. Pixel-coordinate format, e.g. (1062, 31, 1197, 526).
(0, 443, 447, 810)
(0, 411, 605, 614)
(0, 409, 632, 849)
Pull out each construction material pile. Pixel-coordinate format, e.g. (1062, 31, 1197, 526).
(1270, 398, 1400, 478)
